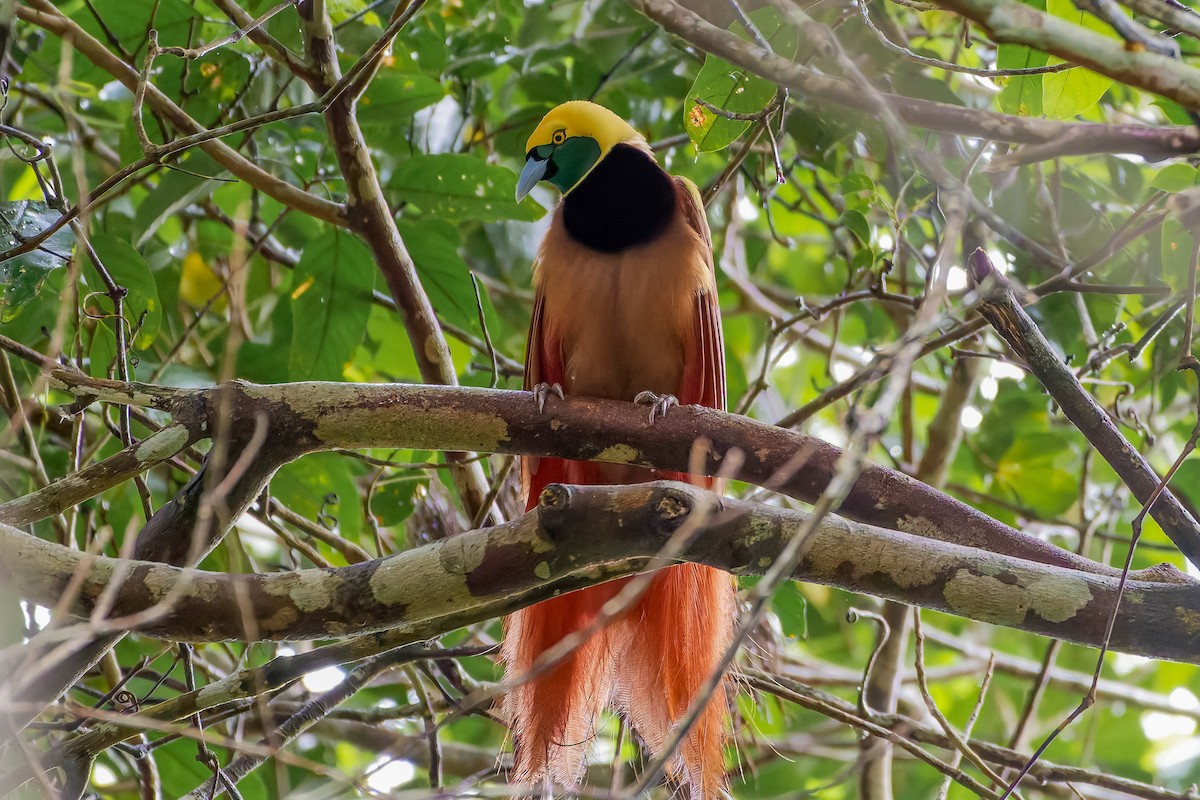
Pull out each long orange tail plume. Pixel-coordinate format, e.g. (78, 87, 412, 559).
(502, 460, 735, 797)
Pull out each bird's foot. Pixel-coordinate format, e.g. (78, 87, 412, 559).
(532, 382, 564, 413)
(634, 391, 678, 424)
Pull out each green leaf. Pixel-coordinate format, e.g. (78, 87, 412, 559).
(1149, 164, 1200, 193)
(1152, 96, 1196, 125)
(1175, 460, 1200, 512)
(839, 209, 870, 245)
(360, 72, 446, 129)
(88, 233, 162, 350)
(89, 320, 116, 379)
(771, 581, 808, 639)
(1160, 217, 1197, 290)
(371, 475, 428, 528)
(154, 739, 225, 798)
(391, 154, 544, 222)
(364, 304, 420, 379)
(1040, 0, 1119, 119)
(135, 154, 229, 246)
(996, 44, 1046, 116)
(272, 452, 364, 545)
(998, 75, 1043, 116)
(1041, 63, 1112, 119)
(80, 0, 195, 48)
(0, 201, 76, 322)
(840, 173, 875, 195)
(397, 218, 480, 333)
(994, 432, 1078, 516)
(183, 51, 252, 102)
(239, 280, 293, 384)
(289, 230, 375, 381)
(683, 8, 798, 152)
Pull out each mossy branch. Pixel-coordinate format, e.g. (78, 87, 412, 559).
(4, 482, 1199, 659)
(7, 376, 1178, 581)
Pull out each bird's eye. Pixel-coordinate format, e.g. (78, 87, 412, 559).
(552, 130, 566, 145)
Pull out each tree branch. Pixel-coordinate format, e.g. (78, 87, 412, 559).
(970, 249, 1200, 569)
(27, 376, 1187, 581)
(298, 0, 495, 520)
(0, 423, 194, 526)
(933, 0, 1200, 110)
(4, 481, 1198, 654)
(628, 0, 1200, 163)
(210, 0, 323, 89)
(744, 670, 1197, 800)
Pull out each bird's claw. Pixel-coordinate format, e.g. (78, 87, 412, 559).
(634, 391, 678, 424)
(532, 382, 564, 413)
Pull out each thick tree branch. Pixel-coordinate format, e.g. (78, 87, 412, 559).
(298, 0, 494, 520)
(4, 482, 1199, 659)
(932, 0, 1200, 110)
(0, 374, 313, 739)
(26, 376, 1186, 581)
(970, 249, 1200, 569)
(4, 371, 1187, 741)
(629, 0, 1200, 163)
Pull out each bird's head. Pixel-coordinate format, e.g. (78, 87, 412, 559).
(515, 101, 643, 201)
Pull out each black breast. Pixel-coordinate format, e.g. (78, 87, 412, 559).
(561, 143, 677, 253)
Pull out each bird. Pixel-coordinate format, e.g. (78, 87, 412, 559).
(503, 100, 735, 799)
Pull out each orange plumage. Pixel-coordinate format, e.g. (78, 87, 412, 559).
(502, 101, 735, 798)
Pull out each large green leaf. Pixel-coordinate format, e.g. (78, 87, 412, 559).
(683, 8, 798, 152)
(995, 43, 1046, 116)
(360, 72, 446, 130)
(134, 155, 229, 246)
(1041, 0, 1118, 118)
(272, 452, 365, 545)
(87, 233, 162, 350)
(1042, 62, 1112, 119)
(289, 230, 375, 381)
(994, 432, 1079, 516)
(78, 0, 196, 49)
(1150, 164, 1200, 193)
(0, 201, 76, 323)
(397, 218, 480, 333)
(390, 154, 544, 222)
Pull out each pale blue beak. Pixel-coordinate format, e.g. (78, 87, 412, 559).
(516, 155, 549, 202)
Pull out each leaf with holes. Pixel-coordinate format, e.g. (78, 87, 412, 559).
(683, 8, 798, 152)
(0, 201, 76, 323)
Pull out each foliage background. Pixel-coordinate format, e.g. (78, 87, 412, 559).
(2, 0, 1200, 797)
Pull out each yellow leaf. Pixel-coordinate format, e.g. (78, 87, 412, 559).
(179, 251, 226, 311)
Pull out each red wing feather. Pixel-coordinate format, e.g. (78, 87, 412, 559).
(676, 177, 725, 413)
(521, 289, 565, 506)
